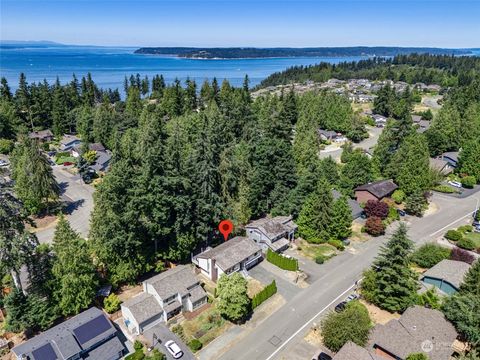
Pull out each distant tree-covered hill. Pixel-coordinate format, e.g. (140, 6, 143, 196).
(134, 47, 472, 59)
(256, 53, 480, 88)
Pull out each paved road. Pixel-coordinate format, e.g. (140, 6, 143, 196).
(36, 166, 94, 243)
(217, 192, 480, 360)
(319, 126, 383, 161)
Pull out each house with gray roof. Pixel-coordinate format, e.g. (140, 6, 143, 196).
(420, 259, 471, 295)
(246, 216, 297, 253)
(430, 158, 454, 175)
(121, 265, 207, 335)
(12, 307, 125, 360)
(90, 150, 112, 173)
(368, 306, 458, 360)
(193, 236, 262, 282)
(332, 190, 363, 219)
(29, 129, 54, 142)
(318, 129, 340, 141)
(355, 180, 398, 204)
(372, 114, 387, 127)
(59, 134, 81, 152)
(437, 151, 459, 168)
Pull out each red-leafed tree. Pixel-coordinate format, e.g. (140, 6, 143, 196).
(365, 216, 385, 236)
(364, 200, 389, 219)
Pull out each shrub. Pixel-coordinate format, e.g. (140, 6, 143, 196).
(450, 247, 476, 264)
(188, 339, 203, 352)
(364, 200, 389, 219)
(457, 237, 476, 251)
(387, 206, 400, 222)
(134, 340, 144, 352)
(405, 192, 428, 217)
(364, 216, 385, 236)
(445, 230, 463, 242)
(328, 239, 345, 251)
(266, 249, 298, 271)
(321, 301, 372, 352)
(458, 225, 473, 234)
(392, 190, 406, 204)
(411, 243, 451, 268)
(406, 353, 429, 360)
(171, 325, 187, 342)
(315, 255, 325, 264)
(251, 280, 277, 309)
(103, 293, 121, 313)
(0, 138, 14, 154)
(475, 210, 480, 222)
(461, 176, 476, 189)
(433, 185, 458, 193)
(416, 288, 441, 310)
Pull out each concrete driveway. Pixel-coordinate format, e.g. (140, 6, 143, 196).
(248, 262, 299, 302)
(143, 323, 196, 360)
(36, 165, 94, 243)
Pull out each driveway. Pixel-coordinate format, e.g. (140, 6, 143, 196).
(36, 165, 94, 243)
(319, 125, 383, 161)
(249, 262, 299, 302)
(142, 323, 196, 360)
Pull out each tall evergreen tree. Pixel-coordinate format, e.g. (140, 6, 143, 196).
(52, 215, 97, 316)
(297, 179, 334, 243)
(329, 196, 353, 240)
(363, 223, 418, 312)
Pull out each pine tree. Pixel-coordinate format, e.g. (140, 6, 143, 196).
(460, 260, 480, 296)
(458, 139, 480, 183)
(297, 179, 334, 243)
(388, 133, 432, 195)
(367, 223, 418, 312)
(52, 215, 98, 316)
(329, 196, 353, 240)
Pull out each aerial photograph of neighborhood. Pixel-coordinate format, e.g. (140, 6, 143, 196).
(0, 0, 479, 359)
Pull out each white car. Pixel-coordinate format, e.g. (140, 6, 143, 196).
(0, 160, 9, 167)
(448, 181, 462, 188)
(165, 340, 183, 359)
(345, 293, 359, 302)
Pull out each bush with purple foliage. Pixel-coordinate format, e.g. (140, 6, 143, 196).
(364, 200, 389, 219)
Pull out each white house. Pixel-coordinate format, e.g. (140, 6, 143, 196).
(246, 216, 297, 253)
(121, 265, 207, 335)
(193, 236, 262, 282)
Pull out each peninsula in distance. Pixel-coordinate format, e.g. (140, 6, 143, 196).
(134, 46, 477, 58)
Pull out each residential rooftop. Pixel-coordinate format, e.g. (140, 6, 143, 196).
(421, 259, 471, 289)
(355, 179, 398, 199)
(196, 236, 261, 271)
(144, 265, 200, 299)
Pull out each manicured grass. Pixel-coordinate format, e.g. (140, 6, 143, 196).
(465, 232, 480, 249)
(180, 305, 230, 347)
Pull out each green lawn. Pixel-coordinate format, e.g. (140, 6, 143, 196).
(465, 232, 480, 249)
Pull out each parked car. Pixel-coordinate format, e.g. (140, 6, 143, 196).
(448, 180, 462, 188)
(397, 209, 406, 217)
(334, 301, 347, 313)
(311, 351, 332, 360)
(0, 160, 9, 167)
(342, 239, 351, 246)
(345, 293, 359, 302)
(165, 340, 183, 359)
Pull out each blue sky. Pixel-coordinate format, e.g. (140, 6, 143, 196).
(1, 0, 479, 47)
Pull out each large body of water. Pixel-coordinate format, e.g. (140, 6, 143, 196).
(0, 46, 368, 91)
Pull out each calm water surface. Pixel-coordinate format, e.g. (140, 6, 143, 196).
(0, 46, 368, 91)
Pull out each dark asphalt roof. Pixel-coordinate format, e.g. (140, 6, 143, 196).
(355, 179, 398, 199)
(332, 190, 364, 219)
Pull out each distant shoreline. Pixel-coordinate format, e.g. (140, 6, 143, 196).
(134, 46, 474, 59)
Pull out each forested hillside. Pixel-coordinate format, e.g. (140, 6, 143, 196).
(257, 54, 480, 88)
(1, 54, 479, 330)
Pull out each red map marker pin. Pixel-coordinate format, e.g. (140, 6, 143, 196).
(219, 220, 233, 241)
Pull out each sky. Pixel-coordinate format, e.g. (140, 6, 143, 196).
(1, 0, 479, 48)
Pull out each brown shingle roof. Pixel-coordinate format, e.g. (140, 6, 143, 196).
(355, 180, 398, 199)
(369, 306, 457, 360)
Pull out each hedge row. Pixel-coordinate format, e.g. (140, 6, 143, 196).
(252, 280, 277, 309)
(266, 249, 298, 271)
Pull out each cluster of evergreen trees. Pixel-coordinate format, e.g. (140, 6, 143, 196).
(258, 53, 480, 88)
